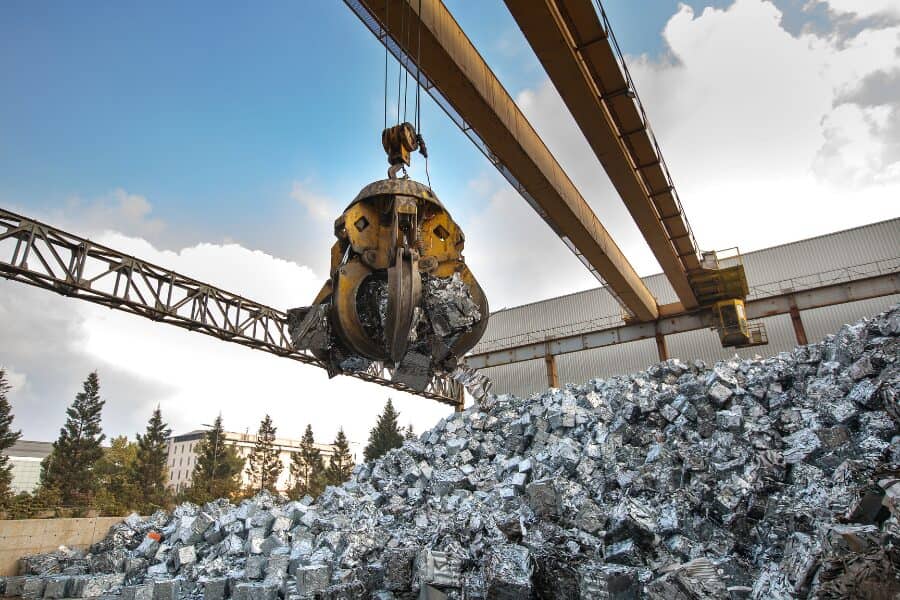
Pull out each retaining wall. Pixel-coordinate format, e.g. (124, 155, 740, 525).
(0, 517, 121, 576)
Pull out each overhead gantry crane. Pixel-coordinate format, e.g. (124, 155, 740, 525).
(3, 0, 769, 411)
(348, 0, 764, 350)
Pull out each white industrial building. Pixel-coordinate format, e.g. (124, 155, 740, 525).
(474, 219, 900, 398)
(167, 430, 336, 494)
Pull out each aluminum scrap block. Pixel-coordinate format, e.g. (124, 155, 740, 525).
(151, 579, 181, 600)
(173, 546, 197, 570)
(201, 578, 227, 600)
(5, 576, 27, 597)
(525, 479, 559, 518)
(708, 382, 733, 406)
(782, 428, 822, 464)
(578, 563, 639, 599)
(248, 582, 280, 600)
(73, 573, 126, 597)
(121, 584, 153, 600)
(294, 565, 331, 595)
(147, 562, 169, 577)
(21, 577, 46, 599)
(42, 576, 71, 599)
(418, 584, 448, 599)
(418, 550, 463, 588)
(230, 582, 265, 600)
(484, 544, 532, 599)
(381, 548, 417, 592)
(245, 555, 266, 580)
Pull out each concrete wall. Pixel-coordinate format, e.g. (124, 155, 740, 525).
(0, 517, 121, 576)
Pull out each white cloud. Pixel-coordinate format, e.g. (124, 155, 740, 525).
(57, 188, 167, 242)
(816, 0, 900, 20)
(480, 0, 900, 289)
(461, 176, 598, 309)
(291, 180, 338, 222)
(1, 367, 28, 393)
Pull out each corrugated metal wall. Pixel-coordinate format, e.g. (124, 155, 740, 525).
(480, 219, 900, 396)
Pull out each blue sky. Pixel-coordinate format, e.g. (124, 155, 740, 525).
(0, 0, 837, 267)
(0, 0, 744, 259)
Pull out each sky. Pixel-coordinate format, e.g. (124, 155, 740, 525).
(1, 0, 899, 455)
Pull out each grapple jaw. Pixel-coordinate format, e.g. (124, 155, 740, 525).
(288, 178, 488, 391)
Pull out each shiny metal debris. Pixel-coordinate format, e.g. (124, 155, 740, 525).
(3, 306, 900, 598)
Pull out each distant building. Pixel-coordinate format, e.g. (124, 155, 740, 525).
(2, 440, 53, 494)
(166, 430, 335, 493)
(476, 219, 900, 398)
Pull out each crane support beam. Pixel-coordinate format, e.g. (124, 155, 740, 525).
(347, 0, 659, 321)
(466, 271, 900, 368)
(0, 208, 461, 407)
(504, 0, 700, 308)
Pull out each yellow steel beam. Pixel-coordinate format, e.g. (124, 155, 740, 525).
(504, 0, 701, 309)
(352, 0, 659, 321)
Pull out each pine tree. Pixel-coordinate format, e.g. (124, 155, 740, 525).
(363, 399, 404, 462)
(0, 369, 23, 505)
(246, 415, 282, 493)
(130, 406, 171, 512)
(93, 436, 138, 515)
(290, 424, 325, 498)
(186, 415, 244, 503)
(41, 371, 106, 508)
(404, 424, 417, 441)
(325, 427, 354, 486)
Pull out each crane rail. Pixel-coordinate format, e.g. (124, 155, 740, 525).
(0, 208, 462, 407)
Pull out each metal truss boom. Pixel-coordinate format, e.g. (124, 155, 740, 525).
(0, 208, 462, 408)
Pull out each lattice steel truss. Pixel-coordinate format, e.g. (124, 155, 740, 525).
(0, 208, 462, 408)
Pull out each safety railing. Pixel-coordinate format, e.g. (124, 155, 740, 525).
(471, 256, 900, 356)
(746, 257, 900, 300)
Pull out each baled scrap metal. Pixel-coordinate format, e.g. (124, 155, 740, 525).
(294, 565, 330, 594)
(150, 579, 181, 600)
(4, 306, 900, 598)
(120, 584, 153, 600)
(40, 575, 71, 599)
(173, 546, 197, 570)
(483, 544, 532, 598)
(200, 577, 227, 600)
(417, 549, 463, 589)
(72, 573, 126, 597)
(20, 577, 45, 599)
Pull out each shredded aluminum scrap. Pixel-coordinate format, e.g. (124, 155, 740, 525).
(288, 272, 484, 391)
(4, 306, 900, 599)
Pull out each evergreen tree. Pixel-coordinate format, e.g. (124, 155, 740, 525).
(130, 406, 171, 512)
(186, 415, 244, 503)
(404, 424, 417, 441)
(290, 424, 325, 498)
(0, 369, 22, 505)
(325, 428, 354, 486)
(246, 415, 282, 493)
(41, 371, 106, 508)
(93, 436, 138, 515)
(363, 399, 404, 462)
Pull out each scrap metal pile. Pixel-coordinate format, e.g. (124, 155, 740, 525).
(3, 306, 900, 599)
